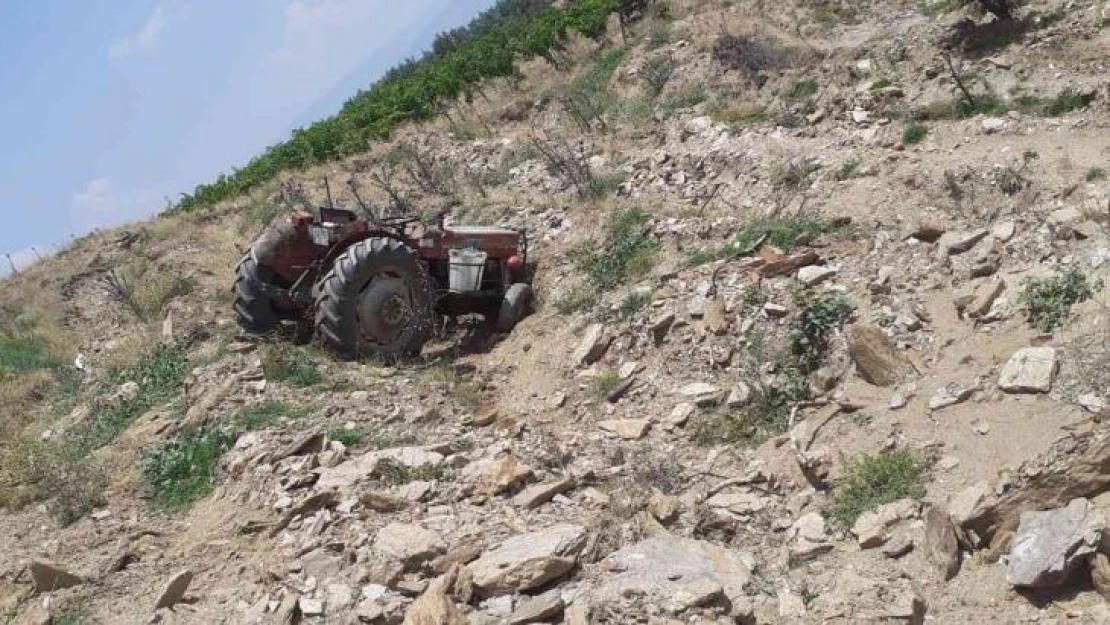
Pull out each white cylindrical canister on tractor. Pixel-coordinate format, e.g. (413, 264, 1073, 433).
(448, 248, 487, 292)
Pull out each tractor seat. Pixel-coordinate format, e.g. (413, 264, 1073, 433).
(444, 225, 518, 236)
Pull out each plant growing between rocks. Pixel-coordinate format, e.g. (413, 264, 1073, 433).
(832, 450, 927, 525)
(581, 208, 658, 288)
(1020, 267, 1097, 332)
(143, 428, 234, 511)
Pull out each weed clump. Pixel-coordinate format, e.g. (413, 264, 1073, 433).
(143, 429, 234, 511)
(236, 401, 304, 430)
(582, 209, 658, 288)
(641, 54, 676, 97)
(789, 292, 854, 372)
(832, 451, 927, 525)
(735, 216, 838, 252)
(1020, 267, 1097, 332)
(902, 123, 928, 145)
(711, 34, 792, 83)
(262, 344, 323, 387)
(619, 290, 653, 319)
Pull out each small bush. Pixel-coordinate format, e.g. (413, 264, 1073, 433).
(993, 165, 1027, 195)
(262, 344, 323, 387)
(787, 79, 818, 100)
(80, 343, 189, 449)
(582, 209, 658, 288)
(552, 287, 599, 315)
(143, 429, 234, 510)
(375, 457, 448, 486)
(1020, 267, 1097, 332)
(711, 34, 792, 82)
(660, 87, 708, 113)
(902, 123, 928, 144)
(592, 371, 623, 399)
(735, 216, 838, 252)
(647, 22, 672, 48)
(690, 374, 804, 447)
(619, 290, 653, 319)
(1087, 168, 1108, 182)
(1044, 89, 1096, 116)
(684, 247, 725, 268)
(329, 428, 367, 448)
(641, 54, 676, 97)
(789, 292, 853, 371)
(236, 401, 303, 430)
(832, 451, 926, 525)
(835, 157, 862, 181)
(770, 160, 819, 192)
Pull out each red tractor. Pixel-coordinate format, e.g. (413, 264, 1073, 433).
(233, 187, 534, 359)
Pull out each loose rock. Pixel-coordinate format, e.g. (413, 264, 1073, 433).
(154, 569, 193, 610)
(469, 525, 587, 597)
(847, 324, 912, 387)
(1007, 498, 1104, 588)
(998, 347, 1057, 394)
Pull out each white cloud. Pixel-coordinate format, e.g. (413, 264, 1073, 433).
(109, 5, 169, 59)
(72, 177, 114, 213)
(70, 178, 158, 231)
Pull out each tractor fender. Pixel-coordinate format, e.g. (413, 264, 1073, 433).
(319, 229, 414, 269)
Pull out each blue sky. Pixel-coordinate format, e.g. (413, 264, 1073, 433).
(0, 0, 495, 273)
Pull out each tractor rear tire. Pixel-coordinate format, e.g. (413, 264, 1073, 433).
(314, 238, 435, 360)
(233, 252, 280, 333)
(496, 283, 534, 333)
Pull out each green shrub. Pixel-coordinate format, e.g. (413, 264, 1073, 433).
(1045, 89, 1096, 116)
(552, 287, 599, 315)
(80, 343, 189, 449)
(647, 22, 672, 48)
(1020, 267, 1097, 332)
(619, 290, 653, 319)
(832, 451, 926, 525)
(0, 337, 61, 374)
(262, 344, 323, 387)
(1087, 168, 1108, 182)
(582, 209, 658, 288)
(789, 292, 853, 371)
(592, 371, 623, 399)
(787, 78, 818, 100)
(329, 428, 367, 448)
(689, 373, 805, 447)
(641, 54, 676, 97)
(660, 87, 708, 113)
(375, 457, 449, 485)
(770, 160, 819, 192)
(236, 401, 303, 430)
(735, 216, 838, 252)
(835, 157, 862, 181)
(902, 123, 928, 144)
(143, 429, 234, 511)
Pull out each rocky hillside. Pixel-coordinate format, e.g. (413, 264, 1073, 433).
(2, 0, 1110, 623)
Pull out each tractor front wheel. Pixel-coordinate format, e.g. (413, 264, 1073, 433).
(233, 252, 281, 333)
(314, 238, 435, 360)
(496, 283, 534, 333)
